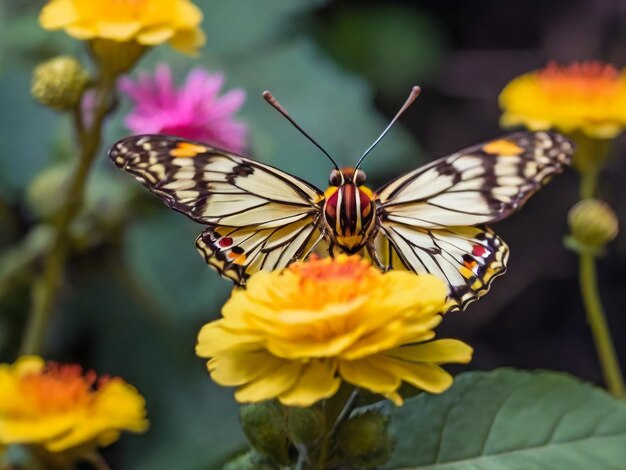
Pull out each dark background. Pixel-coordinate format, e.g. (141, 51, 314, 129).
(1, 1, 625, 468)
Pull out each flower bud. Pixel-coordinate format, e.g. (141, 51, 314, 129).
(239, 403, 289, 466)
(285, 406, 324, 446)
(566, 199, 619, 254)
(335, 411, 393, 468)
(31, 56, 89, 111)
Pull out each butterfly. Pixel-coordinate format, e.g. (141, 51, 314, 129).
(109, 87, 574, 312)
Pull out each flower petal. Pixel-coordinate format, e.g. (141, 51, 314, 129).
(339, 358, 400, 394)
(169, 28, 206, 54)
(65, 24, 97, 40)
(386, 339, 473, 364)
(372, 355, 455, 394)
(97, 22, 142, 41)
(278, 359, 341, 407)
(175, 0, 204, 27)
(137, 27, 175, 45)
(196, 322, 260, 357)
(234, 361, 303, 403)
(0, 415, 75, 445)
(39, 0, 78, 30)
(208, 350, 287, 387)
(45, 380, 148, 452)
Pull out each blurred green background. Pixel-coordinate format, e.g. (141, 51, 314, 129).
(1, 1, 625, 468)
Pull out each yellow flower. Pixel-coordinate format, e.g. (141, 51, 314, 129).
(196, 256, 472, 407)
(39, 0, 205, 55)
(0, 356, 148, 453)
(500, 61, 626, 138)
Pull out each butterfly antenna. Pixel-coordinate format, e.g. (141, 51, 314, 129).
(263, 91, 340, 170)
(355, 86, 421, 170)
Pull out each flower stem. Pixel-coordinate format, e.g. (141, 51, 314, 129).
(313, 385, 355, 469)
(580, 168, 599, 199)
(19, 74, 118, 356)
(579, 252, 626, 396)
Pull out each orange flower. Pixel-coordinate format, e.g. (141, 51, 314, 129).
(0, 356, 148, 453)
(500, 61, 626, 138)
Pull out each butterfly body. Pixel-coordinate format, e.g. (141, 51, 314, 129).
(322, 168, 377, 252)
(109, 130, 573, 311)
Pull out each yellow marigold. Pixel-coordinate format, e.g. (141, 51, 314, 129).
(0, 356, 148, 453)
(500, 61, 626, 138)
(39, 0, 205, 55)
(196, 256, 472, 407)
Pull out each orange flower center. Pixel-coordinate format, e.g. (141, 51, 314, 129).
(538, 61, 622, 99)
(18, 364, 100, 414)
(281, 256, 378, 309)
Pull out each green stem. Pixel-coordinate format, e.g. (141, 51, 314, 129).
(580, 168, 599, 199)
(19, 74, 118, 356)
(580, 252, 626, 396)
(313, 385, 355, 469)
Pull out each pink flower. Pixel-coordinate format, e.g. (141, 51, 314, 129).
(119, 64, 247, 153)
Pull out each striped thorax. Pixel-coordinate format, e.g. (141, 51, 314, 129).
(323, 168, 376, 252)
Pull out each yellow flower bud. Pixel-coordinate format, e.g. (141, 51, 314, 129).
(31, 56, 89, 111)
(566, 199, 619, 254)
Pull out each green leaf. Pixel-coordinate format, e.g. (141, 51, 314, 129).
(123, 211, 230, 323)
(317, 5, 447, 96)
(0, 71, 59, 196)
(196, 0, 330, 55)
(386, 369, 626, 469)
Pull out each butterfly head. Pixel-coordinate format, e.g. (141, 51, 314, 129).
(324, 167, 376, 252)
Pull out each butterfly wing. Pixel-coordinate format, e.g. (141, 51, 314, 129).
(109, 135, 327, 284)
(373, 131, 573, 310)
(367, 224, 508, 312)
(196, 223, 326, 285)
(377, 131, 573, 227)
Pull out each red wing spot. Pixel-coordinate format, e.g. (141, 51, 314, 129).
(472, 245, 487, 257)
(219, 237, 234, 248)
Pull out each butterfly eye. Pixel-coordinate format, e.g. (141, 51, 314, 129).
(329, 169, 343, 186)
(354, 169, 367, 185)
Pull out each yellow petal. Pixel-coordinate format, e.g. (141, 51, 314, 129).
(169, 28, 205, 55)
(234, 361, 302, 403)
(384, 391, 404, 406)
(341, 315, 441, 360)
(39, 0, 78, 30)
(175, 0, 204, 27)
(137, 26, 175, 45)
(196, 321, 260, 357)
(65, 24, 97, 40)
(583, 123, 622, 138)
(339, 358, 400, 394)
(97, 22, 142, 41)
(208, 350, 287, 387)
(0, 414, 75, 444)
(386, 339, 473, 364)
(265, 325, 364, 360)
(278, 359, 341, 407)
(13, 356, 45, 376)
(372, 355, 454, 394)
(45, 381, 149, 452)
